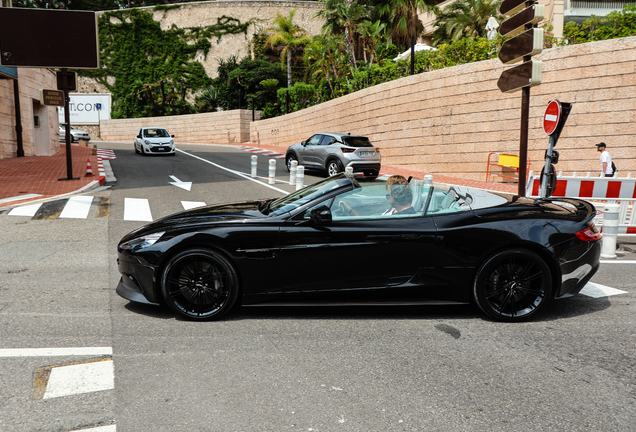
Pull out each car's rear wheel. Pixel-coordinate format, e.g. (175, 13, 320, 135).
(160, 249, 239, 321)
(327, 159, 343, 176)
(286, 154, 297, 172)
(473, 249, 552, 322)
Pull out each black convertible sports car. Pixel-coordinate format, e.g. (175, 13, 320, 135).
(116, 173, 601, 322)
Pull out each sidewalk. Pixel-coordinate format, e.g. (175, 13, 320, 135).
(0, 144, 102, 208)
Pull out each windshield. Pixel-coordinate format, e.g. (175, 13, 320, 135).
(342, 136, 373, 148)
(144, 128, 171, 138)
(268, 174, 356, 216)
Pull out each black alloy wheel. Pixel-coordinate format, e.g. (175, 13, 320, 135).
(161, 249, 239, 321)
(286, 154, 297, 172)
(327, 159, 343, 177)
(473, 249, 552, 322)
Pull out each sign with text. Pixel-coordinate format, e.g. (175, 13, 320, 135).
(40, 89, 65, 107)
(0, 8, 99, 69)
(57, 93, 111, 125)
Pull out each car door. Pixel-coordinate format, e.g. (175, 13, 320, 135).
(277, 189, 441, 302)
(311, 135, 334, 168)
(297, 134, 323, 168)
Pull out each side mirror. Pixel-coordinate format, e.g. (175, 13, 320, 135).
(310, 205, 332, 224)
(171, 135, 175, 138)
(301, 141, 306, 146)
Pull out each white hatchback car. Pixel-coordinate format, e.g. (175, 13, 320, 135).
(134, 127, 175, 155)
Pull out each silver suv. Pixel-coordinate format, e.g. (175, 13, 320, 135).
(285, 132, 381, 179)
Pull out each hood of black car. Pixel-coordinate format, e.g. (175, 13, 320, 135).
(121, 200, 268, 241)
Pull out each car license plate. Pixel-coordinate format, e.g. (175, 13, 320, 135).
(359, 151, 374, 156)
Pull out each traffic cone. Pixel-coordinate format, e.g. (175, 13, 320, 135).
(85, 159, 94, 177)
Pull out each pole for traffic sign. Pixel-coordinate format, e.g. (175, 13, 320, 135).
(518, 86, 530, 197)
(59, 68, 79, 181)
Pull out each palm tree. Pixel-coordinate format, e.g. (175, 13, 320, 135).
(316, 0, 369, 70)
(357, 19, 387, 64)
(432, 0, 503, 45)
(304, 35, 339, 97)
(264, 9, 311, 87)
(373, 0, 437, 49)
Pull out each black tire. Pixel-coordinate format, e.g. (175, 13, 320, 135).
(285, 153, 297, 172)
(326, 159, 343, 177)
(134, 143, 140, 154)
(473, 249, 552, 322)
(160, 249, 239, 321)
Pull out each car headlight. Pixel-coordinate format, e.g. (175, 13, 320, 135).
(119, 231, 165, 252)
(169, 140, 174, 145)
(144, 140, 152, 145)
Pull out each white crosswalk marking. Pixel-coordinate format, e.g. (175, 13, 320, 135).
(182, 201, 206, 210)
(43, 360, 115, 399)
(76, 426, 116, 432)
(8, 202, 42, 217)
(124, 198, 153, 221)
(60, 196, 94, 219)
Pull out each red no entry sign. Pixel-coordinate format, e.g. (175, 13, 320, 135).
(544, 100, 561, 135)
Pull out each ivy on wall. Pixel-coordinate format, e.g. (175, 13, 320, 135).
(78, 8, 252, 119)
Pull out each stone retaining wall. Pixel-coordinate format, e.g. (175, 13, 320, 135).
(250, 36, 636, 180)
(100, 109, 260, 144)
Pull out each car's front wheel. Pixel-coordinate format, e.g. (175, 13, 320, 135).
(160, 249, 239, 321)
(326, 159, 343, 176)
(286, 154, 297, 172)
(134, 143, 140, 154)
(473, 249, 552, 322)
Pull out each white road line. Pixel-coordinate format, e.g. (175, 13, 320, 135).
(182, 201, 206, 210)
(0, 347, 112, 357)
(600, 260, 636, 264)
(580, 282, 628, 298)
(124, 198, 153, 221)
(60, 195, 94, 219)
(176, 149, 289, 195)
(76, 426, 116, 432)
(8, 202, 42, 217)
(44, 360, 115, 399)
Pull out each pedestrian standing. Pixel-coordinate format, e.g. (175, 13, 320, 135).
(596, 142, 614, 177)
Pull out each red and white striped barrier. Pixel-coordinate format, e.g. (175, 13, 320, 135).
(527, 172, 636, 199)
(527, 171, 636, 236)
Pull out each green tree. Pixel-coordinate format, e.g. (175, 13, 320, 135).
(372, 0, 436, 49)
(317, 0, 369, 70)
(264, 9, 311, 87)
(431, 0, 503, 45)
(357, 19, 387, 64)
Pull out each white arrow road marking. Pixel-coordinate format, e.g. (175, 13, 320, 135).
(182, 201, 206, 210)
(580, 282, 628, 298)
(124, 198, 153, 221)
(43, 359, 114, 399)
(60, 195, 94, 219)
(8, 202, 42, 217)
(169, 175, 192, 191)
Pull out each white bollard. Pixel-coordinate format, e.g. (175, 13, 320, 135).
(251, 155, 258, 178)
(296, 165, 305, 190)
(268, 159, 276, 184)
(345, 166, 353, 175)
(424, 174, 433, 187)
(600, 203, 620, 259)
(289, 160, 297, 185)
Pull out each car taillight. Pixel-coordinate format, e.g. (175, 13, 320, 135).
(341, 147, 355, 153)
(575, 224, 602, 241)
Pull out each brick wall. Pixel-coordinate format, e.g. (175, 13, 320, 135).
(250, 36, 636, 180)
(100, 109, 260, 144)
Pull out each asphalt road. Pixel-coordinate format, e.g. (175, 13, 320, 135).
(0, 142, 634, 432)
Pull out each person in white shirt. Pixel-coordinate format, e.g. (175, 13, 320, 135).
(596, 142, 614, 177)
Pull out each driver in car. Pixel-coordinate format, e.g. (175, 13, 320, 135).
(340, 175, 415, 216)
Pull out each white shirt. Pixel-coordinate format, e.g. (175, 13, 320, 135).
(600, 150, 612, 175)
